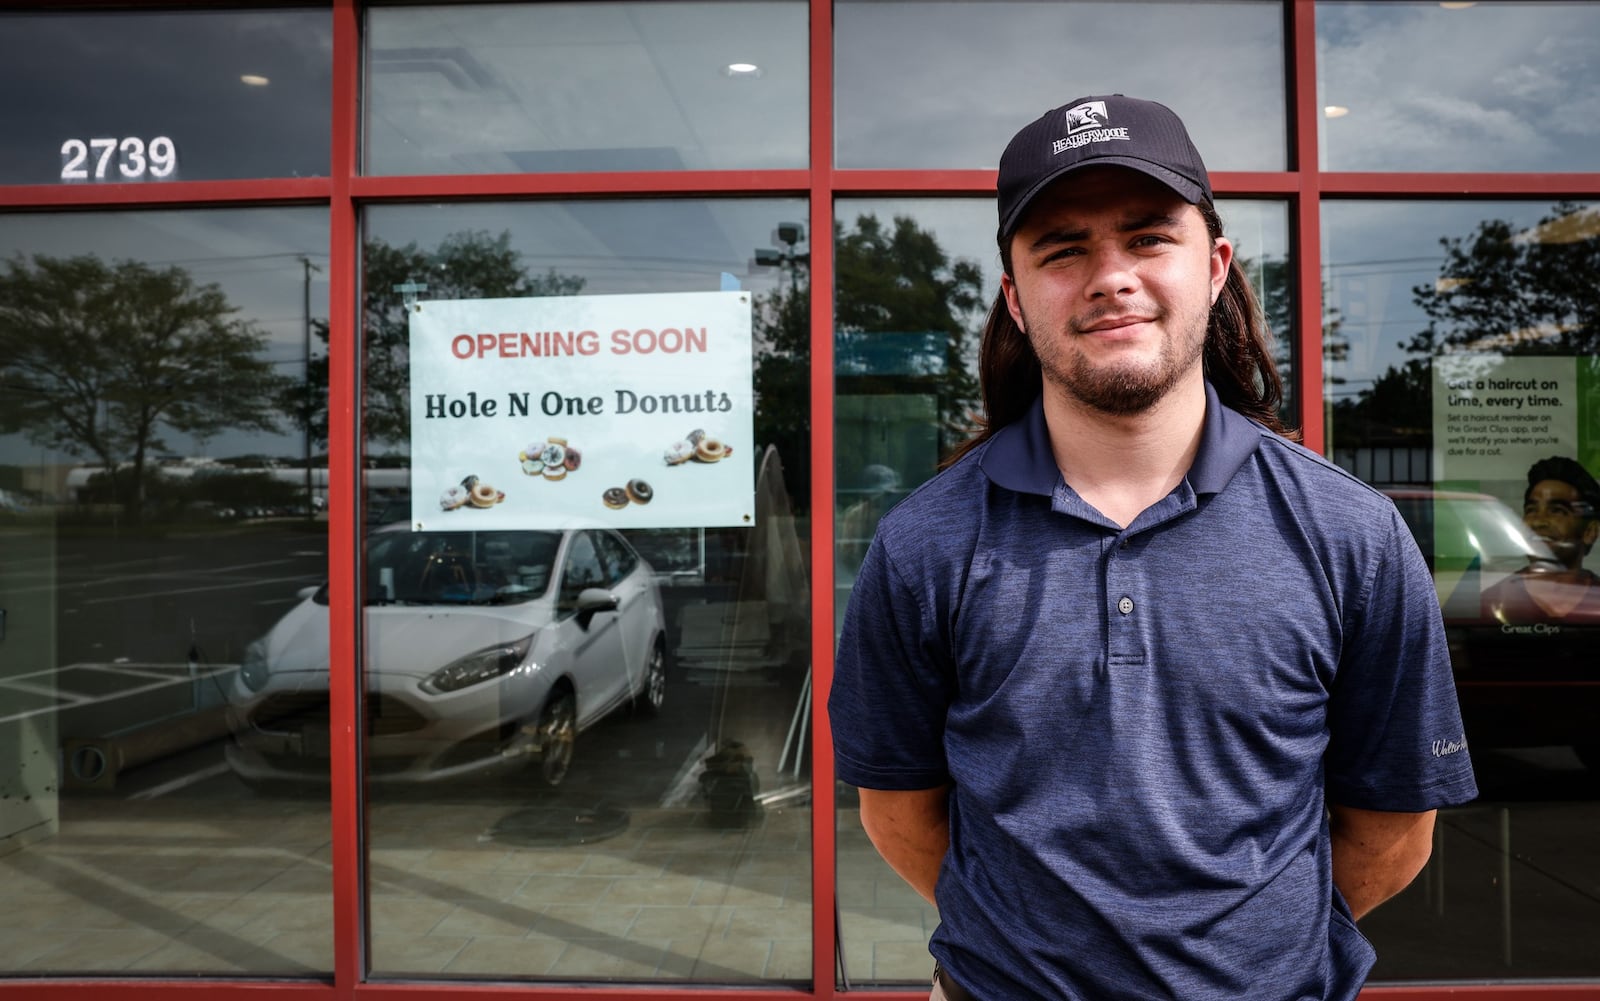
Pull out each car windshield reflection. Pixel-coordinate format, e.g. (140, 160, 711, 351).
(364, 528, 561, 606)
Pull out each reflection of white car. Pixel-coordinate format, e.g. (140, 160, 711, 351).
(225, 525, 667, 787)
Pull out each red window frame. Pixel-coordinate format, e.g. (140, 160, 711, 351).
(4, 1, 1600, 998)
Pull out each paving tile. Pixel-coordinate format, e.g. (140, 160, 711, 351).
(430, 903, 540, 938)
(545, 938, 671, 978)
(531, 904, 640, 940)
(440, 935, 564, 976)
(600, 876, 702, 906)
(366, 933, 471, 975)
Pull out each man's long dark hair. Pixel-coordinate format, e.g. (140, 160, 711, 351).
(944, 201, 1298, 467)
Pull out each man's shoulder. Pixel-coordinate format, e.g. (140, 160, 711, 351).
(1249, 431, 1402, 521)
(873, 443, 997, 555)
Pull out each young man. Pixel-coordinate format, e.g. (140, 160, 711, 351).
(829, 95, 1479, 1001)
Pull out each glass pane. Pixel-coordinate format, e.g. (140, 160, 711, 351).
(1324, 199, 1600, 979)
(0, 10, 331, 185)
(0, 208, 331, 974)
(1318, 2, 1600, 172)
(365, 3, 808, 175)
(835, 0, 1285, 171)
(831, 196, 1290, 985)
(360, 200, 812, 982)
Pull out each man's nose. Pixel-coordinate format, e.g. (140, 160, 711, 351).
(1085, 249, 1139, 300)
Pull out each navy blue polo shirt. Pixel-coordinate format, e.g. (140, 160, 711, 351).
(830, 384, 1479, 1001)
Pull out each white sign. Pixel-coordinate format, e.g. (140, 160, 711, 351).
(1432, 355, 1578, 481)
(60, 137, 177, 181)
(409, 291, 755, 531)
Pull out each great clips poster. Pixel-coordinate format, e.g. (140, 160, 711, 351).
(409, 291, 755, 530)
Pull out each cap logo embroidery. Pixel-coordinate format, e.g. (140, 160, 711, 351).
(1052, 100, 1131, 155)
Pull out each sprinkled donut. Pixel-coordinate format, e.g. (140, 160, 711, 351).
(663, 440, 695, 465)
(626, 478, 653, 504)
(602, 486, 630, 510)
(439, 485, 468, 511)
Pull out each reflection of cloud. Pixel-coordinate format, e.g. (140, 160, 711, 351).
(835, 1, 1285, 171)
(1319, 3, 1600, 170)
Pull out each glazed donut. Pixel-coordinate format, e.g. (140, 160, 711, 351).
(694, 437, 727, 462)
(521, 456, 545, 476)
(519, 441, 544, 462)
(547, 435, 568, 446)
(664, 440, 695, 465)
(539, 443, 566, 468)
(563, 445, 582, 471)
(626, 478, 653, 504)
(542, 462, 567, 481)
(439, 485, 468, 511)
(469, 482, 499, 508)
(602, 486, 630, 510)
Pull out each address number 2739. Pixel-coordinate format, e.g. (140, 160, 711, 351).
(61, 137, 178, 181)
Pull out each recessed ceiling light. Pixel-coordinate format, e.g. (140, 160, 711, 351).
(1324, 105, 1350, 118)
(240, 74, 270, 86)
(722, 62, 763, 79)
(1439, 2, 1477, 9)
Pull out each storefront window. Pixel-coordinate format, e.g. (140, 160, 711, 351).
(1317, 1, 1600, 172)
(1324, 199, 1600, 979)
(0, 208, 331, 973)
(357, 200, 812, 981)
(364, 3, 808, 176)
(0, 9, 331, 185)
(831, 196, 1291, 985)
(834, 0, 1285, 171)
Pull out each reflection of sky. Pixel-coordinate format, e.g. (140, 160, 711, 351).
(366, 3, 808, 175)
(0, 209, 327, 465)
(1318, 2, 1600, 171)
(1321, 199, 1598, 398)
(0, 10, 330, 184)
(835, 0, 1285, 170)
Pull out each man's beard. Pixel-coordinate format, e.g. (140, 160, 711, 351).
(1021, 300, 1210, 417)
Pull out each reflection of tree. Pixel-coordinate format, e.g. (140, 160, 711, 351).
(1411, 202, 1599, 358)
(1242, 255, 1348, 386)
(292, 230, 585, 450)
(0, 254, 285, 521)
(753, 214, 984, 509)
(1334, 202, 1599, 445)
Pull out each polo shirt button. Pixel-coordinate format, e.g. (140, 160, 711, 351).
(1117, 596, 1134, 615)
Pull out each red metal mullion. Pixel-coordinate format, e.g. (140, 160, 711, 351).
(328, 0, 364, 993)
(0, 178, 329, 209)
(1290, 0, 1325, 454)
(808, 0, 838, 995)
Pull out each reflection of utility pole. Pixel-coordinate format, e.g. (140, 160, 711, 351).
(754, 222, 808, 294)
(301, 256, 321, 518)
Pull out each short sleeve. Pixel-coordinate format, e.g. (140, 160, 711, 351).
(1324, 507, 1479, 811)
(828, 535, 954, 790)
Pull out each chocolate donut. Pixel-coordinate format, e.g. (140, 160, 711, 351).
(563, 445, 582, 471)
(602, 486, 629, 510)
(686, 428, 706, 445)
(625, 478, 653, 504)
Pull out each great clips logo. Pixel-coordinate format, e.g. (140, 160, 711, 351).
(1053, 101, 1130, 154)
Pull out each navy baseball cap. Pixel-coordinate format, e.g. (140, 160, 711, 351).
(997, 95, 1213, 241)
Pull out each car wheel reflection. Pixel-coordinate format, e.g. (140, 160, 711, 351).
(536, 688, 577, 787)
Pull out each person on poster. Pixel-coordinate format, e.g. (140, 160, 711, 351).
(1482, 455, 1600, 624)
(828, 95, 1478, 1001)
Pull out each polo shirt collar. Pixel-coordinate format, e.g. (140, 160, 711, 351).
(978, 381, 1264, 498)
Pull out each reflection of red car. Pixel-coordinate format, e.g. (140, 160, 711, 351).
(1385, 488, 1600, 771)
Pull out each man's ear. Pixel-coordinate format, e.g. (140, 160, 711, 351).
(1001, 272, 1025, 333)
(1210, 236, 1234, 306)
(1582, 517, 1599, 553)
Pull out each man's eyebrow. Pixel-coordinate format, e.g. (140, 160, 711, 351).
(1025, 213, 1184, 253)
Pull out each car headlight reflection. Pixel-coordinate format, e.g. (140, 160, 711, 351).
(240, 639, 270, 693)
(421, 634, 536, 694)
